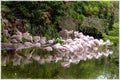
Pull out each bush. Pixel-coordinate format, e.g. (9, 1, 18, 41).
(102, 23, 119, 45)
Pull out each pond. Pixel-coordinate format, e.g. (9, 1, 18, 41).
(1, 45, 119, 79)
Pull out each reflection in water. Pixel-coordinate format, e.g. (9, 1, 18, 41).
(97, 75, 108, 79)
(96, 73, 117, 79)
(1, 46, 119, 79)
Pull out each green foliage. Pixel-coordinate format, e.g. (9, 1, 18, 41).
(102, 23, 119, 45)
(2, 1, 67, 36)
(1, 35, 10, 43)
(44, 25, 60, 40)
(2, 1, 118, 39)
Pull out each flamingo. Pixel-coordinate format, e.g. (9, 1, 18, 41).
(88, 40, 96, 47)
(44, 46, 53, 51)
(46, 55, 54, 63)
(33, 36, 40, 43)
(24, 42, 33, 47)
(52, 43, 61, 49)
(1, 56, 7, 66)
(47, 39, 55, 44)
(64, 30, 73, 39)
(109, 51, 113, 55)
(22, 32, 33, 42)
(54, 56, 63, 63)
(70, 44, 78, 51)
(40, 37, 46, 45)
(2, 29, 10, 37)
(61, 61, 71, 68)
(63, 44, 74, 53)
(65, 39, 73, 44)
(34, 43, 41, 47)
(16, 29, 22, 36)
(25, 49, 35, 60)
(11, 39, 18, 43)
(86, 54, 93, 59)
(23, 58, 33, 64)
(32, 55, 40, 61)
(94, 39, 100, 46)
(106, 49, 113, 55)
(45, 56, 54, 63)
(89, 36, 94, 40)
(74, 31, 79, 38)
(97, 52, 103, 57)
(105, 40, 111, 45)
(13, 53, 22, 66)
(93, 47, 98, 51)
(39, 59, 45, 64)
(69, 58, 80, 64)
(11, 34, 22, 42)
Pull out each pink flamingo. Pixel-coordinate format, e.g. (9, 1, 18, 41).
(47, 39, 55, 44)
(2, 29, 10, 37)
(94, 39, 100, 46)
(61, 61, 71, 68)
(11, 34, 22, 42)
(11, 39, 18, 43)
(40, 37, 46, 45)
(39, 59, 45, 64)
(22, 32, 33, 42)
(34, 43, 41, 47)
(32, 55, 40, 61)
(33, 36, 40, 43)
(13, 53, 22, 66)
(44, 46, 53, 51)
(24, 42, 33, 47)
(16, 29, 22, 36)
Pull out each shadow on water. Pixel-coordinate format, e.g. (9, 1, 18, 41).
(1, 45, 119, 79)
